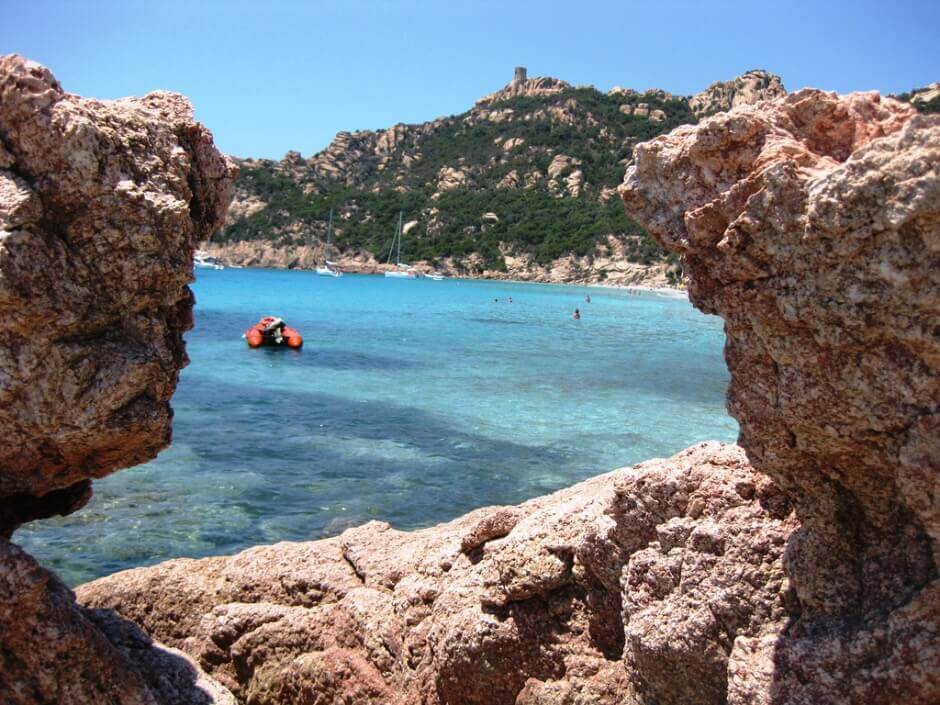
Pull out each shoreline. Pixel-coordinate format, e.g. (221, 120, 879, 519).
(201, 262, 689, 299)
(587, 281, 688, 298)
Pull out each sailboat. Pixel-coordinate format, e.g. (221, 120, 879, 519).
(194, 249, 224, 270)
(384, 211, 417, 279)
(316, 208, 343, 277)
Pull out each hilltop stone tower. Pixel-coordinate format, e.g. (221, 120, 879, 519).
(513, 66, 527, 86)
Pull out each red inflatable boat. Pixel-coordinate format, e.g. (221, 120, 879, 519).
(244, 316, 303, 349)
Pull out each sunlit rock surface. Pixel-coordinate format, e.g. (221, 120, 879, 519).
(80, 443, 795, 705)
(0, 55, 236, 704)
(622, 89, 939, 704)
(688, 69, 786, 117)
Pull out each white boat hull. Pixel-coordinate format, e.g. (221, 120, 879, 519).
(194, 249, 224, 270)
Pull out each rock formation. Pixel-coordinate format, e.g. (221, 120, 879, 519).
(688, 69, 785, 117)
(80, 443, 795, 705)
(0, 54, 236, 703)
(910, 82, 940, 106)
(622, 89, 939, 703)
(476, 75, 571, 106)
(6, 51, 934, 705)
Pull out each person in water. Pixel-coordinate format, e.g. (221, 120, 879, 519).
(585, 294, 591, 303)
(508, 296, 513, 303)
(573, 308, 581, 320)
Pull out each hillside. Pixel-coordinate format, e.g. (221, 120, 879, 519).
(210, 68, 786, 285)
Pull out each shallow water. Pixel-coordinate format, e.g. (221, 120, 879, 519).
(17, 269, 738, 585)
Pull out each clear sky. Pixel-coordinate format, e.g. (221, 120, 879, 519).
(2, 0, 937, 159)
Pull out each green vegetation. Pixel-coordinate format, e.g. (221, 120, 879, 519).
(221, 84, 700, 271)
(895, 88, 940, 114)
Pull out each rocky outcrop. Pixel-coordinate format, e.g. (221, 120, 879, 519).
(0, 55, 236, 703)
(688, 69, 785, 117)
(10, 53, 933, 705)
(80, 443, 795, 705)
(476, 76, 571, 106)
(0, 54, 234, 526)
(435, 166, 471, 193)
(911, 82, 940, 105)
(622, 89, 939, 703)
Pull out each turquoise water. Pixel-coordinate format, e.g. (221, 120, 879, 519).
(17, 269, 737, 586)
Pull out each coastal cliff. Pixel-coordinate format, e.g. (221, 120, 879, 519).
(210, 69, 788, 286)
(0, 55, 237, 703)
(82, 90, 938, 704)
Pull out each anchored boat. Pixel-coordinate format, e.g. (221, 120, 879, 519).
(244, 316, 303, 349)
(194, 249, 224, 270)
(384, 211, 417, 279)
(316, 209, 343, 277)
(316, 260, 343, 277)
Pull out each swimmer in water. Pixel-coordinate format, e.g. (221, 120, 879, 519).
(585, 294, 591, 303)
(573, 308, 581, 320)
(508, 296, 513, 303)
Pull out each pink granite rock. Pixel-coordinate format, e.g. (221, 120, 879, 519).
(622, 89, 939, 704)
(0, 54, 235, 531)
(0, 55, 236, 704)
(81, 443, 796, 705)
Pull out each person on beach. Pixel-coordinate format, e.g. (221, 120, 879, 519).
(573, 308, 581, 320)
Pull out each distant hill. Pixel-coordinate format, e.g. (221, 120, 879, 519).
(210, 69, 786, 285)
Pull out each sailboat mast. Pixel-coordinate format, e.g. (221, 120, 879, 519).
(396, 211, 403, 266)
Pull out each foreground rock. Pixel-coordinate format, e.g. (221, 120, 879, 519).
(81, 443, 796, 705)
(0, 55, 236, 703)
(0, 55, 234, 529)
(622, 89, 939, 703)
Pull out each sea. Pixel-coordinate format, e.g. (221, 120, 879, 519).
(16, 268, 738, 586)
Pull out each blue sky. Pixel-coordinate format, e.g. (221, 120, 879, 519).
(2, 1, 937, 159)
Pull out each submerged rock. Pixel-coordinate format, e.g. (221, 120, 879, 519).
(622, 89, 939, 703)
(0, 55, 236, 703)
(80, 443, 796, 705)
